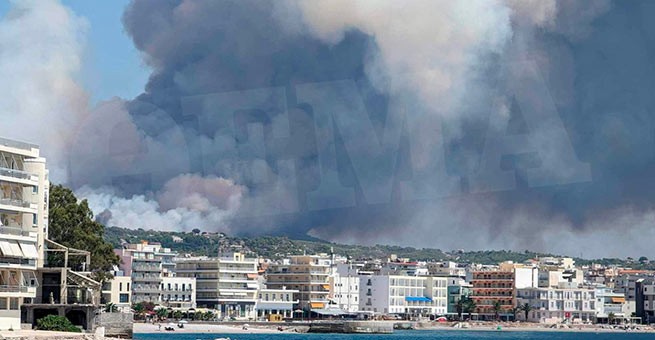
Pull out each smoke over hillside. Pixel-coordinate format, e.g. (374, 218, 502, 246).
(4, 0, 655, 257)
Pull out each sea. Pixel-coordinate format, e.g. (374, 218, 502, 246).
(134, 330, 653, 340)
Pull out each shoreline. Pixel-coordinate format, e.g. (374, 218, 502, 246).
(133, 321, 655, 335)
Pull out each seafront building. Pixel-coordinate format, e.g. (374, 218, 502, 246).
(0, 138, 48, 330)
(256, 286, 299, 319)
(160, 276, 196, 309)
(116, 241, 177, 304)
(101, 275, 132, 312)
(265, 255, 332, 312)
(359, 274, 447, 316)
(516, 285, 596, 323)
(176, 252, 258, 319)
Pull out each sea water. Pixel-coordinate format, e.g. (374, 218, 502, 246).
(134, 330, 654, 340)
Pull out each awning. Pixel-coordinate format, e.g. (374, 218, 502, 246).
(611, 297, 626, 303)
(247, 273, 258, 279)
(9, 242, 23, 257)
(19, 242, 38, 258)
(0, 241, 13, 256)
(310, 302, 325, 309)
(312, 308, 348, 316)
(405, 296, 432, 302)
(322, 284, 330, 290)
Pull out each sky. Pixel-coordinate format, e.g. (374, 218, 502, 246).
(2, 0, 655, 259)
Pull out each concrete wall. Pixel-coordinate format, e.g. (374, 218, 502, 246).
(96, 312, 133, 339)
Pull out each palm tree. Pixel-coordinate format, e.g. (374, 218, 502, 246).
(132, 303, 145, 320)
(156, 308, 169, 321)
(456, 298, 465, 321)
(608, 312, 616, 325)
(521, 303, 533, 322)
(463, 297, 477, 320)
(173, 310, 183, 320)
(511, 305, 521, 321)
(492, 301, 503, 321)
(104, 302, 118, 313)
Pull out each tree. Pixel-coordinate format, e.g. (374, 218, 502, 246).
(133, 303, 146, 320)
(173, 310, 183, 320)
(192, 228, 201, 234)
(462, 296, 476, 320)
(521, 303, 533, 321)
(48, 184, 119, 282)
(511, 305, 521, 321)
(492, 300, 502, 321)
(608, 312, 616, 325)
(456, 298, 465, 321)
(36, 315, 81, 332)
(639, 256, 649, 263)
(104, 302, 118, 313)
(156, 308, 169, 321)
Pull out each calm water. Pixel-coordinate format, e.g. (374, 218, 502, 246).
(134, 330, 653, 340)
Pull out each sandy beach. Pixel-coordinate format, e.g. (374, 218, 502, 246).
(134, 322, 307, 334)
(133, 321, 655, 335)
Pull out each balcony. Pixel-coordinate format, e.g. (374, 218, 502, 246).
(132, 264, 161, 272)
(0, 226, 32, 237)
(0, 284, 34, 294)
(0, 167, 37, 184)
(133, 285, 161, 293)
(0, 256, 36, 268)
(0, 198, 35, 213)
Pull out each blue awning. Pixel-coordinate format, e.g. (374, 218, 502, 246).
(405, 296, 432, 302)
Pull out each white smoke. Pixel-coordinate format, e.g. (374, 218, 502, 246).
(0, 0, 89, 181)
(78, 174, 245, 232)
(288, 0, 513, 118)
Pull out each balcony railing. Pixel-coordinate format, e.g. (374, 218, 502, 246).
(0, 257, 36, 267)
(0, 284, 30, 293)
(0, 167, 34, 181)
(0, 198, 32, 209)
(0, 226, 32, 237)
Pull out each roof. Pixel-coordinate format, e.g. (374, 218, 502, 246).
(405, 296, 432, 302)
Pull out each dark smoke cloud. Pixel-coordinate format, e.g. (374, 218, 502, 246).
(66, 0, 655, 257)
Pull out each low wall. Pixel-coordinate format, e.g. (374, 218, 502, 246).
(96, 312, 133, 339)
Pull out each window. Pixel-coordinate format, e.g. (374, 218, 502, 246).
(127, 283, 130, 291)
(119, 282, 123, 291)
(119, 293, 129, 303)
(9, 298, 18, 310)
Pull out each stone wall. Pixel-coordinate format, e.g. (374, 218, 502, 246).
(95, 312, 133, 339)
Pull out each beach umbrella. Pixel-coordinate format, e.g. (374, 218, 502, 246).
(436, 316, 447, 322)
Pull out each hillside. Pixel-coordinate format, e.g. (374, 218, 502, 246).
(104, 227, 648, 267)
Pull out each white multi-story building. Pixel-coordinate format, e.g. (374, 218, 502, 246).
(116, 241, 177, 304)
(266, 255, 332, 311)
(160, 276, 195, 309)
(595, 286, 626, 321)
(101, 275, 132, 312)
(516, 285, 596, 323)
(330, 264, 360, 313)
(176, 252, 258, 319)
(256, 287, 298, 319)
(359, 275, 447, 316)
(0, 138, 48, 329)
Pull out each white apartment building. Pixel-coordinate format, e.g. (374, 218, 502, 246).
(101, 275, 132, 312)
(427, 261, 466, 278)
(116, 241, 177, 304)
(516, 285, 596, 323)
(360, 275, 447, 316)
(256, 287, 298, 319)
(176, 252, 258, 319)
(0, 138, 48, 330)
(160, 276, 195, 309)
(266, 255, 332, 311)
(595, 286, 626, 321)
(330, 264, 360, 313)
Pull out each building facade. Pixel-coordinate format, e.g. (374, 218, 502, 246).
(176, 252, 258, 319)
(359, 275, 447, 316)
(256, 287, 298, 319)
(516, 286, 596, 323)
(0, 138, 48, 330)
(160, 276, 195, 309)
(266, 255, 332, 311)
(116, 241, 177, 304)
(330, 264, 360, 313)
(101, 276, 132, 312)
